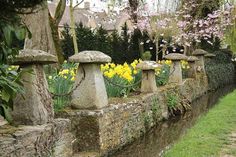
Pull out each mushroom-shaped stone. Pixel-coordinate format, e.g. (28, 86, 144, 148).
(137, 61, 162, 93)
(11, 49, 55, 125)
(136, 61, 160, 70)
(192, 49, 208, 56)
(69, 50, 111, 63)
(163, 53, 188, 84)
(68, 51, 111, 109)
(205, 53, 216, 58)
(187, 56, 199, 78)
(11, 49, 57, 65)
(187, 56, 199, 62)
(192, 49, 207, 74)
(163, 53, 188, 61)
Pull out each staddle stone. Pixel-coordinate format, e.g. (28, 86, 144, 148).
(69, 51, 111, 109)
(11, 49, 57, 65)
(187, 56, 199, 78)
(163, 53, 188, 61)
(192, 49, 208, 56)
(164, 53, 188, 84)
(192, 49, 207, 74)
(137, 61, 161, 93)
(205, 53, 216, 58)
(69, 50, 111, 63)
(187, 56, 199, 62)
(11, 49, 55, 125)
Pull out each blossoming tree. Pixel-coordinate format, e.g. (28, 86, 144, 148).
(132, 0, 234, 60)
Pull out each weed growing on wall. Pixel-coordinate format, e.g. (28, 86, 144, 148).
(151, 97, 160, 121)
(167, 93, 179, 109)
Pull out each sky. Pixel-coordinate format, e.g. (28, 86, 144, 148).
(54, 0, 181, 13)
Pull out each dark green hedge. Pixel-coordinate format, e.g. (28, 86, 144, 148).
(206, 63, 235, 90)
(205, 49, 236, 90)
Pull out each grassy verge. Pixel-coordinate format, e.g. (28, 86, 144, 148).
(164, 89, 236, 157)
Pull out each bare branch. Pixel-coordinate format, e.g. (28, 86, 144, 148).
(73, 0, 85, 9)
(54, 0, 66, 26)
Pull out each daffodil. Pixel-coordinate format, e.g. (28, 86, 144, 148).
(71, 76, 76, 81)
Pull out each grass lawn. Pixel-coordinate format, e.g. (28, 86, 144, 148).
(164, 89, 236, 157)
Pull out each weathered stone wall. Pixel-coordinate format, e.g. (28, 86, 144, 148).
(59, 75, 208, 156)
(0, 119, 74, 157)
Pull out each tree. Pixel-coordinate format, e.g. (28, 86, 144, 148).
(22, 1, 56, 57)
(49, 0, 66, 64)
(61, 24, 74, 59)
(69, 0, 85, 54)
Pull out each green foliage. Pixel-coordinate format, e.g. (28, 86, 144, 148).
(141, 51, 152, 60)
(151, 97, 160, 121)
(0, 65, 24, 122)
(156, 64, 170, 86)
(0, 23, 27, 64)
(0, 21, 27, 120)
(143, 111, 152, 128)
(61, 23, 151, 64)
(61, 24, 73, 59)
(167, 92, 179, 109)
(206, 63, 235, 90)
(205, 50, 235, 90)
(104, 76, 134, 98)
(47, 62, 77, 112)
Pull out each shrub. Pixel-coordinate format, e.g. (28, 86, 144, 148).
(205, 49, 236, 90)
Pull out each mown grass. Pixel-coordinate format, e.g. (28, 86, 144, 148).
(164, 89, 236, 157)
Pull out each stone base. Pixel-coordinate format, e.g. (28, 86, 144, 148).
(58, 75, 208, 156)
(0, 118, 74, 157)
(0, 116, 7, 126)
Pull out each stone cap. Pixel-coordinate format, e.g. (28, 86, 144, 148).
(187, 56, 199, 62)
(205, 53, 216, 58)
(11, 49, 57, 65)
(163, 53, 188, 61)
(192, 49, 208, 56)
(69, 51, 111, 63)
(136, 61, 162, 70)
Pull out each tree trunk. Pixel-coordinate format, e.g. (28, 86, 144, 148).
(48, 0, 66, 64)
(138, 39, 144, 57)
(49, 16, 64, 64)
(155, 37, 159, 61)
(23, 1, 56, 57)
(70, 0, 79, 54)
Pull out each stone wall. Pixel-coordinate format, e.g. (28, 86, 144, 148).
(0, 119, 74, 157)
(59, 75, 208, 156)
